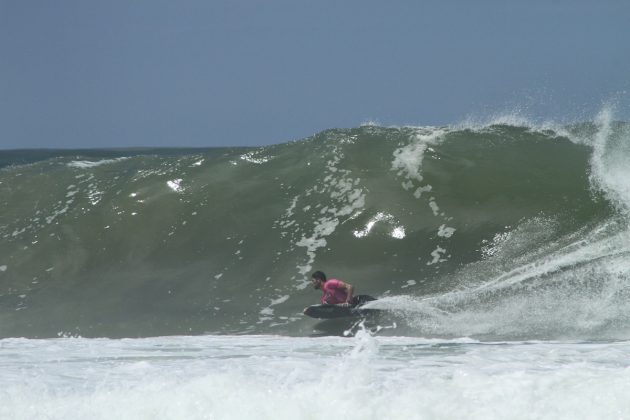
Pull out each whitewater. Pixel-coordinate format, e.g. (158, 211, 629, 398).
(2, 108, 630, 418)
(3, 333, 630, 419)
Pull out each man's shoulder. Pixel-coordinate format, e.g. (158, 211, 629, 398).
(326, 279, 343, 287)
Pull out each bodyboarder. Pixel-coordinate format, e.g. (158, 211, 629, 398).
(310, 270, 355, 306)
(303, 270, 377, 318)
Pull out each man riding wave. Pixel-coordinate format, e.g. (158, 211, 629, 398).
(307, 270, 374, 307)
(310, 270, 355, 306)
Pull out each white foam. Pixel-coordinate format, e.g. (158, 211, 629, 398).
(291, 144, 366, 284)
(428, 199, 440, 216)
(391, 128, 453, 226)
(427, 246, 447, 265)
(353, 212, 393, 238)
(437, 224, 456, 238)
(258, 295, 290, 319)
(391, 128, 445, 183)
(481, 230, 513, 258)
(352, 212, 406, 240)
(67, 157, 129, 168)
(0, 265, 7, 272)
(287, 196, 299, 216)
(401, 280, 416, 289)
(390, 226, 406, 239)
(45, 203, 71, 224)
(167, 179, 184, 193)
(240, 151, 274, 164)
(296, 219, 337, 278)
(413, 184, 432, 198)
(3, 335, 630, 420)
(86, 183, 104, 206)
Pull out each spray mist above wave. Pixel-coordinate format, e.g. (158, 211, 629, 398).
(588, 107, 630, 215)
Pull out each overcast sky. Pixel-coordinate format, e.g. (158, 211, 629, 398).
(1, 0, 629, 149)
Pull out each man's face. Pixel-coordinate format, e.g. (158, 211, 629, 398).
(311, 277, 322, 290)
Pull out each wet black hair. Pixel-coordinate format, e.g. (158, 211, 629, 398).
(311, 271, 327, 282)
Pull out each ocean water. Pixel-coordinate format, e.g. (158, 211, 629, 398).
(2, 108, 630, 418)
(3, 332, 630, 420)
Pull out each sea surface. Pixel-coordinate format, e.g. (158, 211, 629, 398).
(2, 109, 630, 418)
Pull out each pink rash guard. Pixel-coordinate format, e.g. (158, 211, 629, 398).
(321, 279, 348, 304)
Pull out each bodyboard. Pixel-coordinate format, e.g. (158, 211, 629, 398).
(304, 301, 378, 319)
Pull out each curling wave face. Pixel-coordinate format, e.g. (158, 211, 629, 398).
(1, 111, 630, 339)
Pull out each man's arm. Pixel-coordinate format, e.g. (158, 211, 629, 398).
(340, 281, 354, 305)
